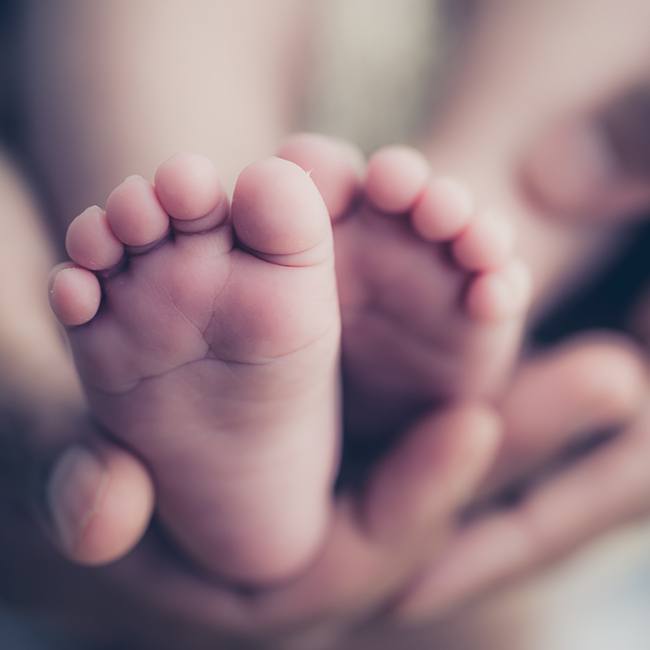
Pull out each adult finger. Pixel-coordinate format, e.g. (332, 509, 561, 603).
(45, 431, 155, 565)
(395, 402, 650, 622)
(486, 332, 647, 492)
(0, 378, 155, 566)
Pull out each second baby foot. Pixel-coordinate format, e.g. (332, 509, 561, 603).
(280, 136, 530, 438)
(49, 154, 341, 584)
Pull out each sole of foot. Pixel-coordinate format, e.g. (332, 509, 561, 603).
(280, 134, 530, 438)
(50, 153, 341, 584)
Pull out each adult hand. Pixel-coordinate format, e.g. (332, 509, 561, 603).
(3, 400, 499, 649)
(13, 334, 645, 647)
(394, 333, 649, 620)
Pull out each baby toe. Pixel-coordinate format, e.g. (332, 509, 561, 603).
(465, 259, 531, 322)
(411, 177, 474, 241)
(154, 153, 228, 233)
(65, 206, 124, 271)
(49, 264, 101, 327)
(365, 146, 430, 214)
(106, 175, 170, 249)
(452, 212, 514, 272)
(231, 157, 331, 264)
(278, 133, 364, 221)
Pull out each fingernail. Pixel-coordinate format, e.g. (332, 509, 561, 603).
(47, 446, 107, 554)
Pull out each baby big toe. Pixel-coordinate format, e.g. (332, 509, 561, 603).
(278, 133, 364, 221)
(231, 157, 332, 264)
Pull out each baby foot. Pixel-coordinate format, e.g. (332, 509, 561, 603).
(49, 154, 341, 583)
(280, 135, 530, 438)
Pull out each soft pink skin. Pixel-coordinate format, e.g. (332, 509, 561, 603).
(49, 153, 341, 584)
(46, 438, 155, 566)
(280, 135, 530, 438)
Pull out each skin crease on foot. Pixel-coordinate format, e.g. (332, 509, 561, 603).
(278, 134, 531, 438)
(32, 332, 647, 650)
(1, 142, 640, 646)
(49, 153, 342, 585)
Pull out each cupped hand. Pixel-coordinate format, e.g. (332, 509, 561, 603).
(3, 400, 499, 649)
(394, 332, 649, 621)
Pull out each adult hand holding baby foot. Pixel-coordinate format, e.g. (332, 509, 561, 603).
(19, 144, 501, 648)
(14, 396, 500, 648)
(394, 332, 650, 622)
(28, 316, 647, 649)
(34, 137, 647, 648)
(5, 1, 650, 648)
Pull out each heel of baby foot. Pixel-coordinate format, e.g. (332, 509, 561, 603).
(166, 495, 331, 586)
